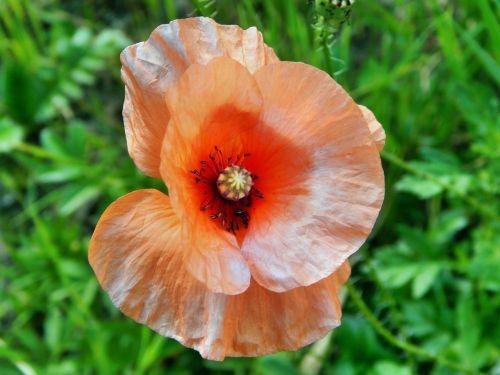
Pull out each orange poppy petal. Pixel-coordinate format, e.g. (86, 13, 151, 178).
(121, 17, 278, 178)
(240, 62, 384, 292)
(89, 190, 250, 299)
(358, 105, 386, 151)
(160, 56, 262, 230)
(90, 199, 350, 359)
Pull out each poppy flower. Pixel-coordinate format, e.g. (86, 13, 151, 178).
(89, 17, 385, 360)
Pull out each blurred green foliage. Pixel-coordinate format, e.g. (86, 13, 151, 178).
(1, 0, 499, 374)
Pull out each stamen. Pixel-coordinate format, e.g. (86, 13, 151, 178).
(253, 188, 265, 199)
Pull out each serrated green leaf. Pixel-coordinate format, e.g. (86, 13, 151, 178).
(377, 264, 421, 288)
(431, 210, 468, 245)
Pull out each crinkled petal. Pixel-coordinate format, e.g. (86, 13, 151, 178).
(158, 57, 262, 290)
(240, 62, 384, 292)
(162, 56, 262, 147)
(358, 105, 386, 151)
(89, 198, 350, 359)
(121, 17, 278, 177)
(159, 57, 259, 224)
(89, 189, 250, 299)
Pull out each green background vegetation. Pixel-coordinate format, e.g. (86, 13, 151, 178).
(1, 0, 499, 374)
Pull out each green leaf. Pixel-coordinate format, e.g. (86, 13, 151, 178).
(412, 264, 441, 299)
(40, 128, 67, 156)
(59, 185, 100, 216)
(70, 69, 95, 85)
(35, 167, 83, 184)
(469, 223, 500, 291)
(256, 354, 302, 375)
(430, 0, 467, 80)
(2, 61, 41, 124)
(402, 302, 437, 337)
(0, 118, 23, 153)
(372, 361, 412, 375)
(66, 121, 87, 158)
(93, 29, 131, 55)
(431, 210, 468, 245)
(44, 308, 62, 354)
(456, 288, 487, 369)
(377, 264, 421, 289)
(395, 175, 443, 199)
(455, 23, 500, 86)
(60, 80, 83, 99)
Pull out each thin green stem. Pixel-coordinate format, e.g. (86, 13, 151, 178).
(14, 142, 74, 163)
(191, 0, 216, 17)
(346, 283, 485, 375)
(321, 33, 334, 76)
(381, 150, 498, 220)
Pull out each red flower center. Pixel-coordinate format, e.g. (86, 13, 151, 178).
(190, 146, 264, 233)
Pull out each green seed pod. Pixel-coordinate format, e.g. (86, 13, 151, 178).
(314, 0, 354, 23)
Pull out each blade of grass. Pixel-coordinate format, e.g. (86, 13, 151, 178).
(455, 22, 500, 85)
